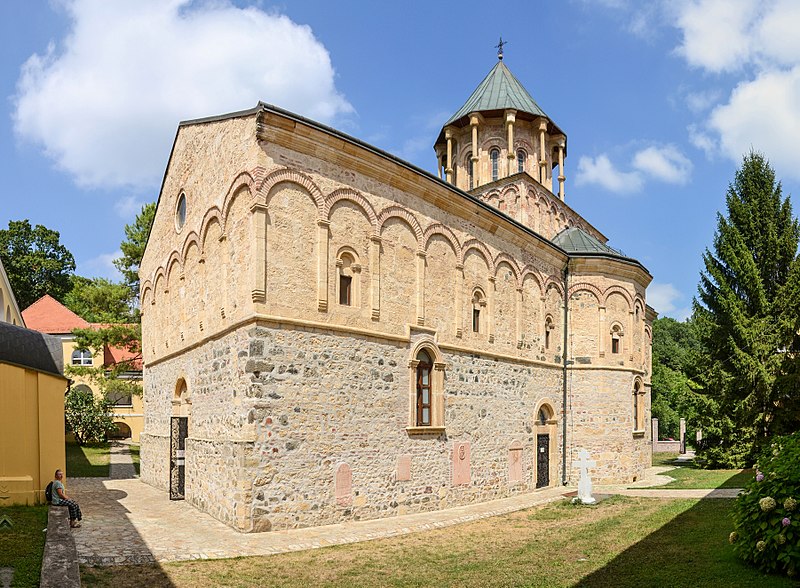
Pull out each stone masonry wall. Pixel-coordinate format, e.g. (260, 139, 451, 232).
(142, 321, 572, 531)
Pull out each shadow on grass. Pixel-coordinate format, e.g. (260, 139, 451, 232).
(573, 499, 793, 588)
(66, 441, 110, 477)
(0, 505, 48, 587)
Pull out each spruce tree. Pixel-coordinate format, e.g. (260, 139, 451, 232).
(694, 152, 800, 466)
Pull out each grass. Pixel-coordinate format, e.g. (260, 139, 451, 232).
(0, 505, 48, 587)
(80, 497, 795, 588)
(650, 452, 753, 489)
(129, 444, 141, 476)
(65, 440, 110, 477)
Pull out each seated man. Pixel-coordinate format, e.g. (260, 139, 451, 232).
(51, 469, 83, 528)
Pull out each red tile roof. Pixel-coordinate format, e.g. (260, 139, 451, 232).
(22, 295, 142, 370)
(22, 295, 90, 333)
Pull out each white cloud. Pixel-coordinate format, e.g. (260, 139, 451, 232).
(673, 0, 758, 73)
(647, 282, 691, 320)
(114, 195, 147, 219)
(79, 250, 122, 280)
(685, 89, 722, 113)
(575, 154, 644, 194)
(13, 0, 352, 190)
(709, 67, 800, 181)
(687, 124, 717, 157)
(632, 145, 692, 184)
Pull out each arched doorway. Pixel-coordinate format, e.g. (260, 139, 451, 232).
(109, 421, 132, 440)
(170, 378, 190, 500)
(534, 401, 558, 489)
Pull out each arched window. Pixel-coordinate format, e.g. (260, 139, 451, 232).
(416, 349, 432, 426)
(407, 344, 445, 433)
(472, 289, 486, 334)
(71, 349, 93, 366)
(544, 316, 554, 350)
(633, 379, 644, 432)
(466, 152, 474, 189)
(491, 148, 500, 181)
(611, 324, 623, 355)
(538, 407, 549, 425)
(336, 249, 361, 307)
(517, 149, 527, 174)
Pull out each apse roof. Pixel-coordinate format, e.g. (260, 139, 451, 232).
(445, 60, 550, 126)
(0, 320, 64, 377)
(552, 227, 624, 257)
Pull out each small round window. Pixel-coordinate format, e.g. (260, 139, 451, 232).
(175, 192, 187, 231)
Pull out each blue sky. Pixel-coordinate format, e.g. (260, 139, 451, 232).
(4, 0, 800, 320)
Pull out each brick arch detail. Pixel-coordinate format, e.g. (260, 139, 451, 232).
(199, 208, 224, 255)
(325, 188, 379, 230)
(603, 285, 633, 309)
(423, 224, 462, 264)
(220, 171, 257, 227)
(461, 239, 495, 275)
(257, 168, 325, 215)
(568, 282, 602, 303)
(377, 205, 423, 245)
(493, 253, 521, 289)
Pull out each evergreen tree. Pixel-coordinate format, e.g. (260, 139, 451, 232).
(694, 152, 800, 466)
(113, 202, 155, 302)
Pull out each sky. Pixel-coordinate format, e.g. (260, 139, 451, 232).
(3, 0, 800, 321)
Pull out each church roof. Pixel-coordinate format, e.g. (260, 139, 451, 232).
(22, 294, 90, 334)
(552, 227, 624, 257)
(445, 60, 550, 126)
(0, 320, 65, 377)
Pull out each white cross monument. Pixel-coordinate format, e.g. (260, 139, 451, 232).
(576, 448, 596, 504)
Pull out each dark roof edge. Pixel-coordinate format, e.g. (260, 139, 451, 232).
(567, 251, 652, 278)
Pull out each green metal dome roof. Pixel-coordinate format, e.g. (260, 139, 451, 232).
(552, 227, 623, 256)
(445, 60, 550, 126)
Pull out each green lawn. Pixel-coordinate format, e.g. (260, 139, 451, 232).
(0, 505, 48, 587)
(80, 497, 794, 588)
(65, 441, 110, 477)
(650, 452, 753, 489)
(129, 444, 140, 476)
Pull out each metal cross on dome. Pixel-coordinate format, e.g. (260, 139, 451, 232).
(495, 37, 507, 60)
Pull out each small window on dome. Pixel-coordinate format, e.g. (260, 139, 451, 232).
(176, 192, 187, 231)
(517, 150, 527, 174)
(491, 148, 500, 181)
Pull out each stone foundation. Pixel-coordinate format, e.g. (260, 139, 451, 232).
(140, 320, 648, 531)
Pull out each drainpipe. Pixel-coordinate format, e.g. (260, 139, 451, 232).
(561, 261, 569, 485)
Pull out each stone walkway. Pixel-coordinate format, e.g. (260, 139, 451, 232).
(108, 441, 137, 480)
(71, 478, 569, 565)
(69, 458, 742, 566)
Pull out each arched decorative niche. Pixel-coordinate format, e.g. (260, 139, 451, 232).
(406, 341, 446, 435)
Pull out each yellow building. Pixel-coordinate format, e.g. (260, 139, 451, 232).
(0, 258, 23, 326)
(0, 266, 67, 505)
(22, 295, 144, 442)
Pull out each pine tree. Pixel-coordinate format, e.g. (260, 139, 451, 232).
(694, 152, 800, 466)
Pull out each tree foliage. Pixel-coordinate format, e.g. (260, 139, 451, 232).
(113, 202, 155, 301)
(64, 385, 115, 445)
(650, 317, 700, 440)
(64, 275, 137, 323)
(693, 152, 800, 466)
(0, 220, 75, 309)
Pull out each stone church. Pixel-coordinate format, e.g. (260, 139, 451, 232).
(139, 54, 655, 532)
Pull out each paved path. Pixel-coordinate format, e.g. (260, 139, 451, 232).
(70, 478, 569, 565)
(69, 463, 742, 566)
(108, 441, 136, 480)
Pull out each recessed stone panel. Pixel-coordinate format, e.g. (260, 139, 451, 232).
(396, 454, 411, 481)
(335, 463, 352, 506)
(508, 440, 524, 483)
(452, 442, 471, 486)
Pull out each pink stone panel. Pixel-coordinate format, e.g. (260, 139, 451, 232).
(508, 441, 524, 483)
(397, 454, 411, 481)
(334, 463, 352, 506)
(452, 442, 471, 486)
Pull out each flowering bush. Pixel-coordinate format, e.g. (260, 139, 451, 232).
(731, 432, 800, 577)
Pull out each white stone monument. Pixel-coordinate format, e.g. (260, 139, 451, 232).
(575, 448, 596, 504)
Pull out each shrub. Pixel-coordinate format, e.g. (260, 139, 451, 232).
(64, 386, 115, 445)
(730, 432, 800, 578)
